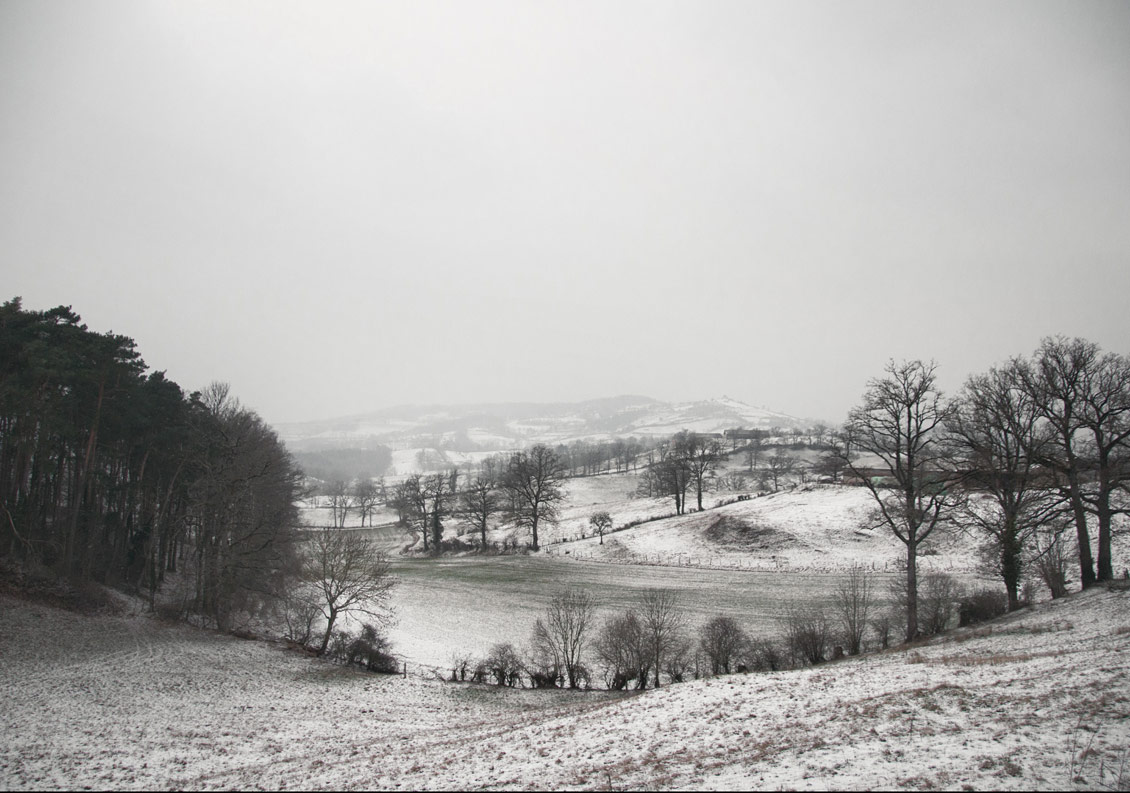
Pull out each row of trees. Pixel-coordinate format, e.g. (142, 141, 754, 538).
(635, 431, 725, 515)
(0, 298, 305, 629)
(558, 436, 658, 477)
(452, 570, 994, 691)
(841, 337, 1129, 640)
(454, 588, 692, 690)
(386, 444, 569, 552)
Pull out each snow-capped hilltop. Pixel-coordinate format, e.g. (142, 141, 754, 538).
(275, 395, 805, 452)
(626, 396, 803, 437)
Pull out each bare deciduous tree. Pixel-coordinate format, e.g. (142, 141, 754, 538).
(833, 565, 874, 656)
(484, 642, 523, 687)
(763, 447, 796, 492)
(325, 479, 352, 527)
(841, 359, 958, 641)
(1071, 346, 1130, 583)
(641, 589, 688, 688)
(307, 528, 397, 656)
(589, 511, 612, 545)
(783, 604, 830, 666)
(698, 616, 750, 675)
(1018, 337, 1106, 587)
(502, 444, 567, 551)
(650, 436, 693, 515)
(595, 611, 650, 690)
(1032, 524, 1072, 598)
(684, 433, 724, 511)
(460, 476, 500, 550)
(529, 587, 597, 689)
(949, 360, 1064, 610)
(353, 478, 380, 527)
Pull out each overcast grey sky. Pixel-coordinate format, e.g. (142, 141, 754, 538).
(2, 1, 1128, 425)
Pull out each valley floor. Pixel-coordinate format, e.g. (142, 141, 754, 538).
(2, 586, 1129, 790)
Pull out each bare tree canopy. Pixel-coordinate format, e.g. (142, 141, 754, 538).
(948, 360, 1065, 609)
(641, 589, 688, 688)
(589, 511, 613, 545)
(698, 616, 750, 675)
(502, 444, 566, 551)
(841, 359, 957, 641)
(306, 528, 397, 656)
(834, 565, 875, 656)
(460, 476, 500, 550)
(1019, 337, 1130, 587)
(529, 587, 597, 689)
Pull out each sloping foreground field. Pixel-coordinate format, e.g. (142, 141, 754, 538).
(2, 588, 1128, 790)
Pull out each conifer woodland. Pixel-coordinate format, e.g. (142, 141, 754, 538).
(0, 297, 304, 629)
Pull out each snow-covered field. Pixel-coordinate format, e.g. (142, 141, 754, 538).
(550, 484, 983, 575)
(3, 586, 1128, 790)
(384, 557, 893, 670)
(10, 475, 1118, 789)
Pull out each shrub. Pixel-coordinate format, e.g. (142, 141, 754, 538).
(958, 588, 1009, 627)
(834, 565, 874, 655)
(484, 642, 523, 687)
(698, 616, 751, 675)
(323, 624, 398, 673)
(595, 611, 650, 690)
(888, 570, 960, 638)
(783, 606, 829, 665)
(437, 537, 475, 554)
(870, 612, 896, 649)
(919, 572, 960, 636)
(751, 640, 788, 672)
(347, 623, 399, 674)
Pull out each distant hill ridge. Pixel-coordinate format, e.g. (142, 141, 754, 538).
(276, 395, 804, 452)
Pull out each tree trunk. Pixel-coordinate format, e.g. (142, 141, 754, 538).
(318, 608, 338, 656)
(1001, 524, 1023, 611)
(905, 540, 919, 641)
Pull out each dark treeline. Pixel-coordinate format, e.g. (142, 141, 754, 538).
(0, 298, 303, 629)
(837, 337, 1130, 640)
(558, 436, 655, 476)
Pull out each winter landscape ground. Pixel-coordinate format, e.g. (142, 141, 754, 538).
(3, 459, 1129, 790)
(2, 581, 1129, 790)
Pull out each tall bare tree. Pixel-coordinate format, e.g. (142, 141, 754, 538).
(833, 565, 874, 655)
(460, 476, 500, 549)
(762, 447, 796, 492)
(949, 360, 1063, 609)
(529, 587, 597, 689)
(1019, 337, 1100, 588)
(1074, 349, 1130, 583)
(651, 436, 692, 515)
(325, 479, 352, 527)
(841, 359, 957, 641)
(502, 444, 566, 551)
(421, 473, 449, 551)
(353, 478, 380, 527)
(306, 527, 397, 656)
(641, 589, 687, 688)
(684, 432, 724, 511)
(1019, 337, 1130, 586)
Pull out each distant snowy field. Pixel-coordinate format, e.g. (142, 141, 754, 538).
(312, 481, 1123, 670)
(3, 587, 1128, 790)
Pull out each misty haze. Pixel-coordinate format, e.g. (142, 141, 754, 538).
(2, 1, 1129, 790)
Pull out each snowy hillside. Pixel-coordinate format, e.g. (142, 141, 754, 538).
(275, 395, 805, 453)
(3, 586, 1128, 790)
(546, 484, 982, 576)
